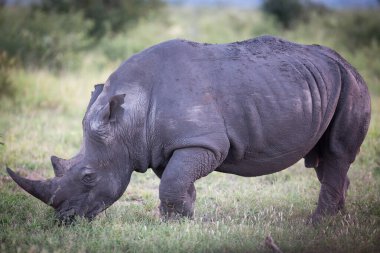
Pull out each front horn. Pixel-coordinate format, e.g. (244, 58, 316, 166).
(6, 167, 56, 206)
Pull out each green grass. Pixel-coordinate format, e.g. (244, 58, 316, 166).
(0, 6, 379, 253)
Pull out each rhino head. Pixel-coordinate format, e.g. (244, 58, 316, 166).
(7, 84, 135, 222)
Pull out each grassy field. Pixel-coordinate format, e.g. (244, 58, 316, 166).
(0, 6, 379, 253)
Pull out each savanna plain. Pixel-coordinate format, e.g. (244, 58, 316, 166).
(0, 4, 379, 253)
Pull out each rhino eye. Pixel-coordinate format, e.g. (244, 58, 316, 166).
(81, 172, 97, 185)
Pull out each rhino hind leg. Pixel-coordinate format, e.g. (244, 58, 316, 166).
(309, 61, 370, 224)
(310, 119, 365, 224)
(310, 157, 351, 224)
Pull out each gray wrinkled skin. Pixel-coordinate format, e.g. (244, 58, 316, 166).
(7, 36, 371, 224)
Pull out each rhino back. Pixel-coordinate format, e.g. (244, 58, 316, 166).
(145, 36, 343, 172)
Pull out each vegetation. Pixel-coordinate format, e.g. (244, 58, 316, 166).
(262, 0, 304, 28)
(0, 0, 164, 70)
(331, 9, 380, 49)
(0, 51, 16, 98)
(0, 8, 92, 69)
(37, 0, 164, 38)
(0, 3, 379, 253)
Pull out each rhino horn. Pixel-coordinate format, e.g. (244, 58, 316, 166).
(6, 167, 55, 206)
(50, 155, 66, 177)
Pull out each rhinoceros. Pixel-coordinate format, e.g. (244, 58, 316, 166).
(7, 35, 371, 223)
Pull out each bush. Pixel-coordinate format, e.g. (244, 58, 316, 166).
(262, 0, 304, 28)
(37, 0, 165, 38)
(0, 8, 93, 70)
(332, 10, 380, 49)
(0, 51, 16, 99)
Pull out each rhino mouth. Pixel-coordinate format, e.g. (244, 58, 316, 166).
(56, 207, 77, 224)
(55, 201, 109, 224)
(85, 203, 109, 220)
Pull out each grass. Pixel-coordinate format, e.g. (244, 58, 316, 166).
(0, 6, 379, 253)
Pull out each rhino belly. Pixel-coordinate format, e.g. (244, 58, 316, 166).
(216, 147, 309, 177)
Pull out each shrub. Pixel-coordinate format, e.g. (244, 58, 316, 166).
(333, 10, 380, 50)
(0, 51, 16, 99)
(0, 8, 93, 70)
(37, 0, 165, 38)
(262, 0, 304, 28)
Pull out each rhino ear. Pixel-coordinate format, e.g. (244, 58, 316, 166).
(99, 94, 126, 123)
(87, 84, 104, 113)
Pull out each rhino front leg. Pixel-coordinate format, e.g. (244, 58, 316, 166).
(159, 147, 223, 219)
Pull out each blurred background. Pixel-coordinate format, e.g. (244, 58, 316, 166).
(1, 0, 379, 98)
(0, 2, 379, 252)
(0, 0, 379, 171)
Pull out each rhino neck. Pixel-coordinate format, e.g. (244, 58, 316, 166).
(104, 61, 158, 173)
(114, 163, 133, 198)
(124, 126, 150, 173)
(119, 87, 151, 174)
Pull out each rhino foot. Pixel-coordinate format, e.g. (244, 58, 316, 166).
(159, 183, 196, 220)
(159, 201, 194, 220)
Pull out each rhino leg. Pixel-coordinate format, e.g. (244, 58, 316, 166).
(310, 157, 351, 224)
(310, 64, 370, 224)
(310, 115, 364, 225)
(159, 147, 222, 219)
(314, 164, 350, 208)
